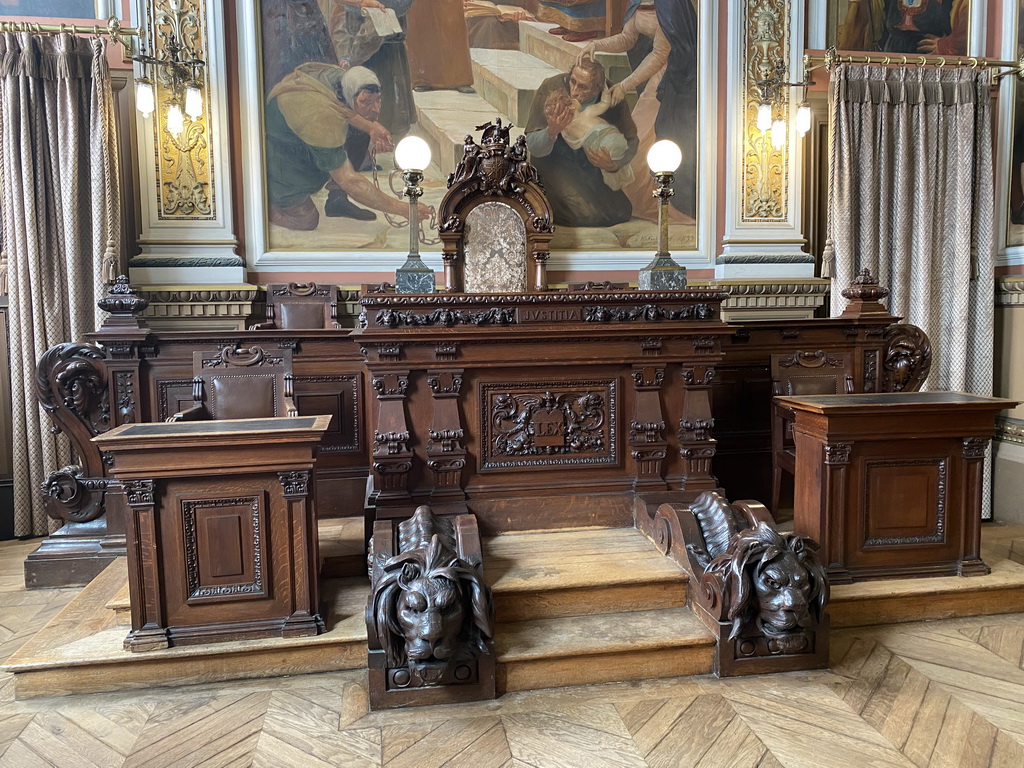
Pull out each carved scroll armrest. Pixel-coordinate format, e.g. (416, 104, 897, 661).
(166, 405, 205, 422)
(248, 321, 276, 331)
(283, 397, 299, 418)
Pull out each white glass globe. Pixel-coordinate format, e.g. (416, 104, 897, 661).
(135, 78, 155, 118)
(184, 84, 204, 120)
(395, 136, 432, 171)
(756, 102, 773, 133)
(166, 103, 185, 136)
(770, 119, 786, 150)
(646, 139, 682, 174)
(795, 103, 812, 137)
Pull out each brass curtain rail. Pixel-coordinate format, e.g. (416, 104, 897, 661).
(804, 46, 1024, 80)
(0, 17, 138, 58)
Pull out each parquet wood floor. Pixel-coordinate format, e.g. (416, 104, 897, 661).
(3, 530, 1024, 767)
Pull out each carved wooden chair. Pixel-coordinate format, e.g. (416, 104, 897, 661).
(437, 120, 554, 293)
(249, 282, 343, 330)
(770, 350, 855, 516)
(167, 346, 298, 422)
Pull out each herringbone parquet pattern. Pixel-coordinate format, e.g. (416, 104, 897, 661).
(3, 533, 1024, 767)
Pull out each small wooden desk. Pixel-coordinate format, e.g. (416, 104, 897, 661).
(777, 392, 1018, 583)
(94, 416, 331, 651)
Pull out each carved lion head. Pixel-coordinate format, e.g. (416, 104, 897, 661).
(708, 522, 829, 643)
(373, 534, 493, 671)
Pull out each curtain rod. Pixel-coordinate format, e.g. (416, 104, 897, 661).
(0, 17, 138, 59)
(804, 47, 1024, 80)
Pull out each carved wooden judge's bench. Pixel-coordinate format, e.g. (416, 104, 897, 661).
(27, 124, 975, 709)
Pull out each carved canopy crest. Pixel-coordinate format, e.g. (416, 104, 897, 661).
(437, 118, 555, 293)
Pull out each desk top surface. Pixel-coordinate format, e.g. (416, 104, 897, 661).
(94, 415, 332, 443)
(776, 391, 1019, 413)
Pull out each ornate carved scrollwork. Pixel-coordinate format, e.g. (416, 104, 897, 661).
(585, 303, 714, 323)
(492, 391, 606, 457)
(36, 343, 114, 523)
(881, 324, 932, 393)
(374, 306, 516, 328)
(652, 491, 830, 675)
(367, 506, 495, 709)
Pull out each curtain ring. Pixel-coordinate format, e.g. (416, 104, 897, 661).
(900, 55, 907, 66)
(969, 57, 979, 69)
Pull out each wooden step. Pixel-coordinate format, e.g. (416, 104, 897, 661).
(104, 579, 131, 626)
(485, 526, 687, 621)
(4, 559, 370, 699)
(318, 516, 366, 578)
(496, 606, 714, 693)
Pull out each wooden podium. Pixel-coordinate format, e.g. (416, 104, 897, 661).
(778, 392, 1018, 583)
(93, 416, 331, 651)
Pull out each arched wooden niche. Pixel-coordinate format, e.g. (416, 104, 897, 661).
(437, 119, 554, 293)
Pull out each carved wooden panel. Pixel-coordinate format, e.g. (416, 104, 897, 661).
(479, 380, 617, 470)
(862, 459, 947, 547)
(157, 378, 196, 422)
(182, 494, 267, 602)
(293, 374, 361, 453)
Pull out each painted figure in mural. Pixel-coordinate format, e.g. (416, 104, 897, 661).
(543, 87, 634, 192)
(653, 0, 699, 218)
(323, 67, 394, 221)
(261, 0, 337, 96)
(1011, 2, 1024, 226)
(526, 58, 638, 227)
(464, 0, 535, 49)
(321, 0, 416, 137)
(405, 0, 475, 91)
(836, 0, 969, 55)
(537, 0, 605, 43)
(577, 0, 698, 221)
(264, 63, 427, 231)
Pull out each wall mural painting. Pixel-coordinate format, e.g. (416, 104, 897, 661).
(1010, 1, 1024, 246)
(0, 0, 97, 16)
(827, 0, 971, 55)
(258, 0, 700, 254)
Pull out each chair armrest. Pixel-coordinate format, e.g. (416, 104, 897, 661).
(283, 397, 299, 418)
(166, 405, 205, 423)
(247, 321, 275, 330)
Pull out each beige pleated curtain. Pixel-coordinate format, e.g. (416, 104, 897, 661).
(826, 63, 994, 397)
(0, 32, 121, 536)
(825, 64, 995, 518)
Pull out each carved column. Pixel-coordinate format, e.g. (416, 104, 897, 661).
(370, 371, 414, 507)
(630, 365, 668, 491)
(426, 370, 467, 509)
(278, 470, 326, 635)
(822, 443, 853, 584)
(130, 0, 244, 285)
(677, 362, 719, 493)
(718, 0, 812, 278)
(959, 438, 991, 576)
(123, 479, 170, 652)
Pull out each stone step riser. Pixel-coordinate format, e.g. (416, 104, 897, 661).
(518, 21, 632, 83)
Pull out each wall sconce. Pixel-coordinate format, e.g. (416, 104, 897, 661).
(393, 136, 435, 294)
(133, 1, 205, 137)
(755, 58, 812, 147)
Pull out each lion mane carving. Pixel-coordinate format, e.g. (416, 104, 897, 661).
(367, 505, 495, 706)
(707, 522, 828, 651)
(654, 490, 830, 675)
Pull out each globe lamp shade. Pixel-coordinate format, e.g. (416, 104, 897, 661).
(395, 136, 432, 172)
(646, 139, 682, 174)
